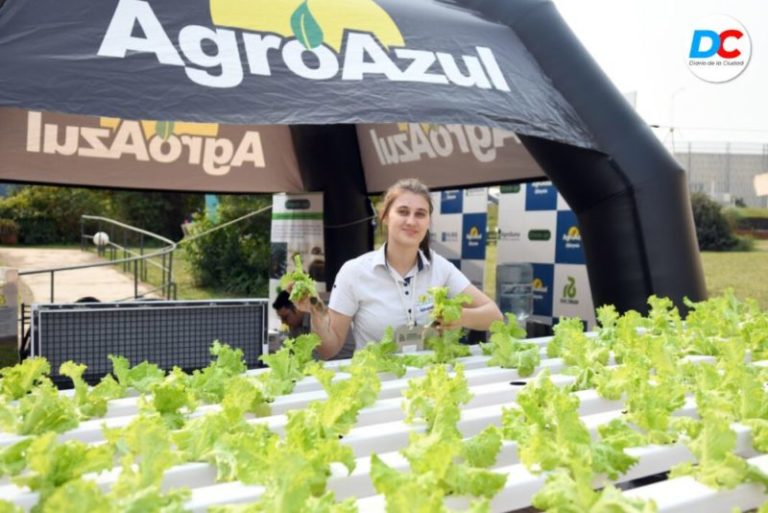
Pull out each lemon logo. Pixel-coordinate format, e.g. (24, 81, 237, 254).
(210, 0, 405, 52)
(78, 116, 264, 175)
(532, 278, 544, 290)
(100, 0, 511, 91)
(466, 226, 483, 243)
(100, 118, 220, 140)
(398, 122, 438, 134)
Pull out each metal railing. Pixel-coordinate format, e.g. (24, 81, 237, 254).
(18, 215, 177, 303)
(80, 215, 177, 300)
(15, 216, 177, 359)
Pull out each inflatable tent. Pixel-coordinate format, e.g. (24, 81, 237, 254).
(0, 0, 706, 313)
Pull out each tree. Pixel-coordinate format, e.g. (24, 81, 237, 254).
(184, 195, 272, 296)
(690, 192, 739, 251)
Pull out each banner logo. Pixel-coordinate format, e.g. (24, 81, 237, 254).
(561, 276, 578, 304)
(562, 226, 582, 248)
(687, 14, 751, 83)
(369, 123, 520, 166)
(98, 0, 511, 91)
(25, 112, 265, 176)
(465, 226, 483, 247)
(211, 0, 404, 53)
(532, 277, 548, 295)
(441, 231, 459, 242)
(528, 229, 551, 241)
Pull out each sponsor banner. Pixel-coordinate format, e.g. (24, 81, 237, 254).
(555, 210, 586, 265)
(497, 180, 595, 328)
(430, 214, 461, 257)
(359, 123, 545, 193)
(461, 212, 487, 261)
(460, 259, 485, 291)
(268, 193, 325, 331)
(0, 0, 595, 149)
(523, 212, 557, 263)
(430, 188, 487, 290)
(525, 181, 558, 210)
(440, 190, 464, 214)
(552, 264, 595, 322)
(0, 108, 303, 192)
(531, 263, 554, 317)
(496, 184, 526, 263)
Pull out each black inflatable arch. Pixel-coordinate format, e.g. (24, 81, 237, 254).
(301, 0, 707, 315)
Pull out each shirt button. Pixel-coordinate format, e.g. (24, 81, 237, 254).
(405, 291, 409, 295)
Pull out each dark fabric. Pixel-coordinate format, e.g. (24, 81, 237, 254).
(0, 0, 594, 148)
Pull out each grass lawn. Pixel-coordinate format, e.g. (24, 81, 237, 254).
(700, 239, 768, 310)
(106, 245, 241, 301)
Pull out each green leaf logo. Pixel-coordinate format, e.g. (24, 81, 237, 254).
(563, 276, 577, 299)
(155, 121, 175, 141)
(291, 1, 324, 49)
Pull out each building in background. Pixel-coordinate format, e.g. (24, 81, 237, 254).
(668, 142, 768, 208)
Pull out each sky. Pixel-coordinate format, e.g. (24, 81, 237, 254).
(551, 0, 767, 148)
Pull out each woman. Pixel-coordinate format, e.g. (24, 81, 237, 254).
(296, 178, 503, 359)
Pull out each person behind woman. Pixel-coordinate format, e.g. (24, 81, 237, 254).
(295, 178, 503, 359)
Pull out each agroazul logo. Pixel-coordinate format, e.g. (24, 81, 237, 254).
(25, 112, 265, 176)
(98, 0, 511, 91)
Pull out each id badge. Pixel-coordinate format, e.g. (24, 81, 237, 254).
(393, 324, 424, 353)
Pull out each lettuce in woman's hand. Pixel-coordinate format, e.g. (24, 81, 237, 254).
(279, 254, 318, 302)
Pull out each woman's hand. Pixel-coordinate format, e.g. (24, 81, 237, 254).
(286, 282, 325, 314)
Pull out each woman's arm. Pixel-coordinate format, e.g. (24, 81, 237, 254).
(456, 284, 504, 330)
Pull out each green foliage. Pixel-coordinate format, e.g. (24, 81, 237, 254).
(184, 195, 271, 296)
(480, 314, 538, 374)
(0, 186, 107, 244)
(0, 186, 202, 244)
(106, 190, 203, 240)
(691, 192, 749, 251)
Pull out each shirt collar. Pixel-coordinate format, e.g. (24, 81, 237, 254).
(374, 243, 430, 273)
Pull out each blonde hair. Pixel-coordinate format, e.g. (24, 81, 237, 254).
(378, 178, 433, 259)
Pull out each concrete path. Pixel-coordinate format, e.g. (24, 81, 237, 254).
(0, 247, 160, 304)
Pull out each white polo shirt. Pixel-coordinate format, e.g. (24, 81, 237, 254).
(328, 244, 471, 348)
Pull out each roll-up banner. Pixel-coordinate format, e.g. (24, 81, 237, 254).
(430, 188, 488, 291)
(268, 193, 325, 332)
(0, 108, 303, 193)
(497, 182, 596, 329)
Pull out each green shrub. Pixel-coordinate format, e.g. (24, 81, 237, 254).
(0, 186, 107, 244)
(106, 191, 204, 241)
(690, 192, 749, 251)
(184, 195, 271, 296)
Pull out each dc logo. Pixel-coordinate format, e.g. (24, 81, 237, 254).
(689, 29, 744, 59)
(687, 15, 750, 83)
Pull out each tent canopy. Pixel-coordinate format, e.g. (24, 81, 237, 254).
(0, 0, 707, 314)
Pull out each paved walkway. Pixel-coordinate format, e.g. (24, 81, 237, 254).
(0, 247, 160, 304)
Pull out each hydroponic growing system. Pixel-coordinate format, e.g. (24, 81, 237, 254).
(1, 292, 767, 513)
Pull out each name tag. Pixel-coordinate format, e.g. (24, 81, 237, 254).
(417, 301, 434, 313)
(393, 324, 424, 353)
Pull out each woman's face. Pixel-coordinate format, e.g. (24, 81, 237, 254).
(383, 191, 430, 248)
